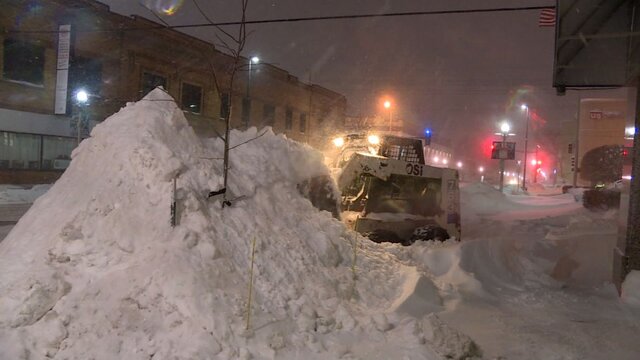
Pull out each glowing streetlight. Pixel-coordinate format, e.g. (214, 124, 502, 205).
(500, 122, 511, 134)
(478, 166, 484, 173)
(250, 56, 260, 64)
(442, 159, 448, 165)
(75, 89, 88, 104)
(456, 161, 463, 168)
(433, 156, 440, 163)
(383, 100, 393, 131)
(531, 159, 537, 166)
(74, 89, 89, 146)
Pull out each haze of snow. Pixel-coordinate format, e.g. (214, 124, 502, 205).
(1, 89, 640, 360)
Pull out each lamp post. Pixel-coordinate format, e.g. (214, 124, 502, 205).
(520, 104, 530, 191)
(383, 100, 392, 131)
(534, 145, 541, 183)
(244, 56, 259, 127)
(498, 121, 511, 192)
(75, 89, 88, 145)
(479, 166, 485, 183)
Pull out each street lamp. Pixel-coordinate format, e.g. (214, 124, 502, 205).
(520, 104, 530, 191)
(244, 56, 260, 127)
(534, 145, 541, 183)
(456, 161, 463, 168)
(74, 89, 89, 145)
(76, 90, 88, 103)
(497, 121, 512, 192)
(478, 166, 485, 182)
(383, 100, 392, 131)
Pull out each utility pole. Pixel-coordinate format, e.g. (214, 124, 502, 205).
(499, 131, 506, 192)
(521, 105, 530, 191)
(573, 96, 581, 187)
(619, 84, 640, 290)
(498, 121, 511, 192)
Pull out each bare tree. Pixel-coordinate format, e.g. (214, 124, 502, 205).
(191, 0, 250, 207)
(144, 0, 253, 207)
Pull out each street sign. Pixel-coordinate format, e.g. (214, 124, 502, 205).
(491, 141, 516, 160)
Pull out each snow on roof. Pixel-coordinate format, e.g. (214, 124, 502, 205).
(0, 88, 470, 359)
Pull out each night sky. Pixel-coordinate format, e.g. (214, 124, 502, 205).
(99, 0, 627, 168)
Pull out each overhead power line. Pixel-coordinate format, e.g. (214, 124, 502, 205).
(7, 5, 555, 34)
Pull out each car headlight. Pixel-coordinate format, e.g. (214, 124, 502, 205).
(367, 135, 380, 145)
(332, 137, 345, 147)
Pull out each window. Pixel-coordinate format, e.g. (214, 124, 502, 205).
(285, 107, 293, 130)
(69, 56, 102, 103)
(141, 72, 167, 97)
(220, 92, 230, 120)
(300, 113, 307, 133)
(2, 38, 45, 86)
(242, 97, 251, 125)
(181, 82, 202, 114)
(263, 104, 275, 126)
(0, 132, 41, 169)
(42, 136, 75, 170)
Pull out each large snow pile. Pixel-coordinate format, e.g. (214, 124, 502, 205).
(0, 89, 477, 359)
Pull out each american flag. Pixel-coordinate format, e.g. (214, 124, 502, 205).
(538, 8, 556, 27)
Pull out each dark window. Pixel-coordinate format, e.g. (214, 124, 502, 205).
(263, 104, 275, 126)
(300, 113, 307, 133)
(181, 83, 202, 114)
(2, 38, 45, 85)
(242, 97, 251, 125)
(141, 72, 167, 97)
(220, 92, 230, 120)
(285, 108, 293, 130)
(69, 56, 102, 103)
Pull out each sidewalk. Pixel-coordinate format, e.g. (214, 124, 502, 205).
(0, 203, 31, 242)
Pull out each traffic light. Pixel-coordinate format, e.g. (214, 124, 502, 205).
(570, 155, 576, 171)
(424, 128, 432, 145)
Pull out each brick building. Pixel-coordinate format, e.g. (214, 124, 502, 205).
(0, 0, 346, 183)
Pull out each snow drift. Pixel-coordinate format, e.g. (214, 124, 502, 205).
(0, 89, 477, 359)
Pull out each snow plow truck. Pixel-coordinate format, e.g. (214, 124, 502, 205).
(328, 133, 461, 244)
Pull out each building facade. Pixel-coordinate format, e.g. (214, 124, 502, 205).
(0, 0, 346, 183)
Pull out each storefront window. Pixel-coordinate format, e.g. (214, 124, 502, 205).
(42, 136, 75, 170)
(0, 132, 41, 169)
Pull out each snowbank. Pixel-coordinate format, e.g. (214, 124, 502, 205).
(622, 270, 640, 307)
(0, 89, 474, 359)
